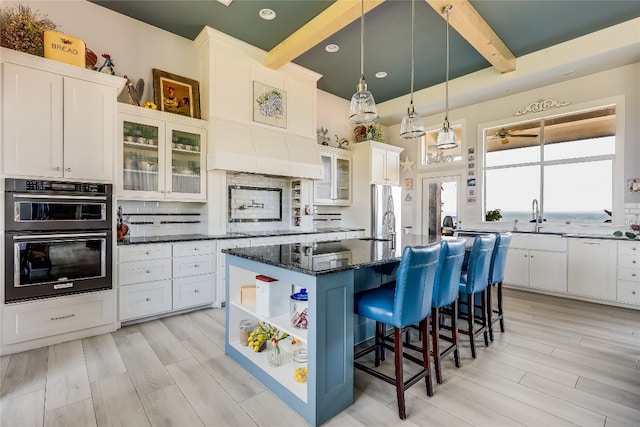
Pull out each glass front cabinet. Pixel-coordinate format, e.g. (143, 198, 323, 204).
(118, 103, 206, 201)
(314, 146, 352, 206)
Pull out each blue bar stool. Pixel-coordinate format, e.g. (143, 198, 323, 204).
(487, 232, 512, 341)
(431, 238, 466, 384)
(458, 234, 496, 358)
(354, 244, 440, 420)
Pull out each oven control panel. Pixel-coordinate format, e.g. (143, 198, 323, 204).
(7, 179, 111, 194)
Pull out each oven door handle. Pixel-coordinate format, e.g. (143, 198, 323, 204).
(12, 194, 108, 201)
(13, 232, 108, 240)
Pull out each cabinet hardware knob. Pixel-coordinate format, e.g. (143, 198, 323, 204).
(632, 273, 636, 277)
(65, 168, 71, 172)
(633, 260, 637, 264)
(54, 166, 61, 171)
(194, 264, 199, 268)
(194, 289, 200, 293)
(50, 313, 75, 321)
(145, 251, 151, 255)
(145, 298, 151, 302)
(146, 270, 150, 274)
(632, 291, 637, 295)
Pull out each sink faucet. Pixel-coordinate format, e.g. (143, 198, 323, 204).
(531, 199, 542, 232)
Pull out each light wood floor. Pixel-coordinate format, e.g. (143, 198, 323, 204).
(1, 288, 639, 427)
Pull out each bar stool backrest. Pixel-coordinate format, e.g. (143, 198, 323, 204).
(463, 234, 496, 295)
(432, 239, 466, 308)
(489, 232, 512, 285)
(392, 244, 441, 327)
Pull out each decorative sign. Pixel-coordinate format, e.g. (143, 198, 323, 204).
(514, 98, 571, 116)
(44, 30, 85, 67)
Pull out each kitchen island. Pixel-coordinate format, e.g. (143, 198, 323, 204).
(223, 236, 435, 426)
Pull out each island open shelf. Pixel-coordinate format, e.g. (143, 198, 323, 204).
(225, 254, 355, 427)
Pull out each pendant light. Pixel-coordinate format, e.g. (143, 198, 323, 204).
(349, 0, 378, 124)
(400, 0, 425, 139)
(436, 5, 458, 149)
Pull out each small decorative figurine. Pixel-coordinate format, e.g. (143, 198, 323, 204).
(335, 135, 349, 149)
(94, 53, 115, 75)
(124, 75, 144, 106)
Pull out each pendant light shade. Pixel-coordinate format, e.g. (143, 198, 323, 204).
(400, 0, 425, 139)
(349, 0, 378, 124)
(436, 5, 458, 149)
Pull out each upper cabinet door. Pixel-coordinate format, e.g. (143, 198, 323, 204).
(3, 63, 64, 178)
(63, 77, 115, 181)
(165, 123, 206, 200)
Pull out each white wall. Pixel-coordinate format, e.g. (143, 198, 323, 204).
(7, 0, 200, 105)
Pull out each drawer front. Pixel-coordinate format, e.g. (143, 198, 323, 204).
(172, 254, 215, 278)
(173, 241, 216, 257)
(618, 254, 640, 269)
(2, 291, 115, 345)
(617, 280, 640, 304)
(173, 274, 215, 310)
(119, 280, 172, 321)
(617, 267, 640, 282)
(119, 259, 172, 285)
(618, 241, 640, 256)
(118, 244, 172, 262)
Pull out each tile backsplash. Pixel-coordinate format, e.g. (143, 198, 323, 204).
(118, 200, 206, 238)
(226, 173, 292, 233)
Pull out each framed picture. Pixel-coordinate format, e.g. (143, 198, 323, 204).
(152, 68, 201, 119)
(253, 81, 287, 128)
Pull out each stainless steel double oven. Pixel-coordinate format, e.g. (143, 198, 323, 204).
(4, 179, 113, 303)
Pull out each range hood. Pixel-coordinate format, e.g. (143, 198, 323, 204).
(207, 119, 323, 179)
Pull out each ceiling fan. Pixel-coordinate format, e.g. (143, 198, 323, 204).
(490, 128, 539, 144)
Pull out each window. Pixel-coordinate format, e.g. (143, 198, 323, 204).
(483, 106, 616, 223)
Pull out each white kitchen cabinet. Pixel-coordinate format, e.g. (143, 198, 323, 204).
(616, 241, 640, 305)
(314, 146, 352, 205)
(567, 238, 617, 300)
(118, 103, 207, 201)
(2, 50, 124, 181)
(1, 291, 115, 345)
(504, 234, 567, 293)
(351, 141, 404, 186)
(118, 241, 215, 321)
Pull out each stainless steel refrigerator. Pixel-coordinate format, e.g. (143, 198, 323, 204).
(371, 184, 402, 241)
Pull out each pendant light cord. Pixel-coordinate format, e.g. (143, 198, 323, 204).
(410, 0, 415, 105)
(444, 5, 451, 124)
(360, 0, 365, 78)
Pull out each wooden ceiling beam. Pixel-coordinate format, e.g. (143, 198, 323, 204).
(265, 0, 385, 70)
(425, 0, 516, 73)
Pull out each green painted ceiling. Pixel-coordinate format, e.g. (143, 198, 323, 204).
(89, 0, 640, 103)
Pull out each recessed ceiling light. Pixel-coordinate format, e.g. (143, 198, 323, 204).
(325, 44, 339, 53)
(560, 71, 575, 78)
(375, 71, 387, 79)
(503, 88, 513, 94)
(259, 8, 276, 20)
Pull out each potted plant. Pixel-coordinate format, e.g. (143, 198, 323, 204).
(0, 4, 57, 56)
(485, 209, 502, 222)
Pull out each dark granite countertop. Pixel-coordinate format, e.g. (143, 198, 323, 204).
(223, 234, 440, 276)
(117, 228, 364, 245)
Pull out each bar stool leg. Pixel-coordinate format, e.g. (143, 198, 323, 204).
(498, 281, 505, 332)
(420, 317, 433, 397)
(481, 290, 489, 347)
(451, 301, 460, 368)
(431, 307, 442, 384)
(466, 295, 477, 358)
(393, 327, 406, 420)
(487, 286, 494, 341)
